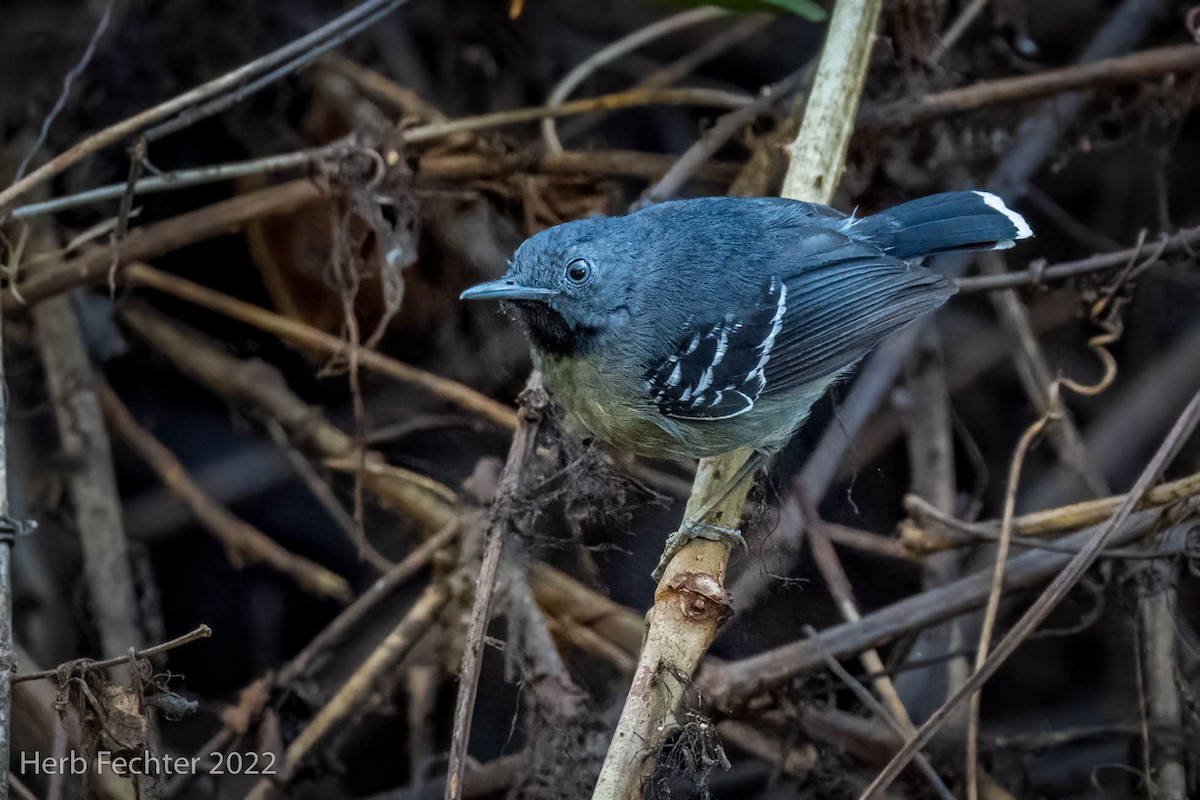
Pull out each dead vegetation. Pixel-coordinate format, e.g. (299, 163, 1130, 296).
(2, 0, 1200, 798)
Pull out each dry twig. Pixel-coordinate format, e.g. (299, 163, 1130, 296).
(539, 6, 732, 155)
(27, 217, 142, 661)
(6, 180, 322, 310)
(0, 285, 19, 798)
(247, 579, 455, 797)
(1134, 556, 1188, 799)
(12, 625, 212, 684)
(593, 1, 883, 797)
(445, 378, 548, 800)
(965, 406, 1053, 800)
(97, 381, 352, 600)
(904, 470, 1200, 548)
(861, 385, 1200, 797)
(0, 0, 409, 214)
(704, 499, 1200, 709)
(123, 263, 517, 430)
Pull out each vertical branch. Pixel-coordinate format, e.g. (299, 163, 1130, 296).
(34, 288, 143, 659)
(780, 0, 882, 203)
(1136, 557, 1187, 800)
(893, 331, 971, 728)
(445, 378, 547, 800)
(965, 409, 1051, 800)
(593, 1, 883, 797)
(592, 452, 748, 800)
(860, 385, 1200, 797)
(980, 253, 1108, 498)
(0, 241, 14, 800)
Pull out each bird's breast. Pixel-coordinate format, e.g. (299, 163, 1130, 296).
(534, 351, 683, 457)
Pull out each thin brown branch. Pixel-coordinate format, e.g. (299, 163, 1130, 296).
(12, 625, 213, 684)
(861, 385, 1200, 798)
(6, 179, 323, 311)
(539, 6, 733, 155)
(903, 470, 1200, 550)
(0, 233, 18, 792)
(955, 225, 1197, 293)
(97, 380, 352, 600)
(862, 43, 1200, 129)
(10, 139, 355, 221)
(929, 0, 989, 62)
(321, 54, 448, 122)
(123, 263, 518, 430)
(818, 521, 917, 562)
(446, 378, 547, 800)
(248, 579, 455, 797)
(9, 145, 738, 222)
(0, 0, 405, 214)
(407, 85, 753, 147)
(967, 409, 1051, 800)
(703, 499, 1198, 710)
(528, 561, 645, 661)
(420, 149, 741, 185)
(28, 218, 142, 661)
(1135, 557, 1188, 799)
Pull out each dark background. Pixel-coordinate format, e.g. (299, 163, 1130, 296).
(2, 0, 1199, 798)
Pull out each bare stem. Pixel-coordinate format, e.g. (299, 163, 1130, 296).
(593, 1, 883, 796)
(0, 0, 408, 214)
(12, 625, 213, 684)
(860, 386, 1200, 798)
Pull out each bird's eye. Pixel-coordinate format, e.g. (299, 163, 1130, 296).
(565, 258, 591, 285)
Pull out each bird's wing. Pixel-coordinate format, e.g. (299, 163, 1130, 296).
(645, 275, 788, 420)
(644, 236, 953, 421)
(763, 245, 954, 393)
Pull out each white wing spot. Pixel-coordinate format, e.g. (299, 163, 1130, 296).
(744, 280, 787, 389)
(666, 363, 683, 387)
(712, 327, 730, 367)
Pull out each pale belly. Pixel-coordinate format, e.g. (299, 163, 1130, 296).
(535, 352, 833, 461)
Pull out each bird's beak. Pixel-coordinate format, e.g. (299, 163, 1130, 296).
(459, 279, 558, 302)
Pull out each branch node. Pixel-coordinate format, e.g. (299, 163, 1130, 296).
(657, 573, 733, 625)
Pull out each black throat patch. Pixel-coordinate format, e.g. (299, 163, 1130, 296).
(505, 300, 595, 358)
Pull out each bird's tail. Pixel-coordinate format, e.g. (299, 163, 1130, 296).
(851, 190, 1033, 260)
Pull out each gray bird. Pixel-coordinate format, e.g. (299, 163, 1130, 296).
(461, 191, 1031, 571)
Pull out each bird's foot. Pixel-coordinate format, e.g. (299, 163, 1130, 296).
(652, 522, 744, 581)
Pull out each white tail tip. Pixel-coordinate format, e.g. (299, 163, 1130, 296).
(975, 191, 1034, 240)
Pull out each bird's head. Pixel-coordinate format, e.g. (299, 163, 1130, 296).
(460, 216, 637, 357)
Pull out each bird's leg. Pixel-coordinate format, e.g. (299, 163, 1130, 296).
(654, 522, 744, 580)
(652, 451, 766, 581)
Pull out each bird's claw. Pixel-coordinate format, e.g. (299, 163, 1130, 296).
(652, 521, 744, 581)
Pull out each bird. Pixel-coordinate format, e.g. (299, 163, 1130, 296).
(461, 191, 1032, 572)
